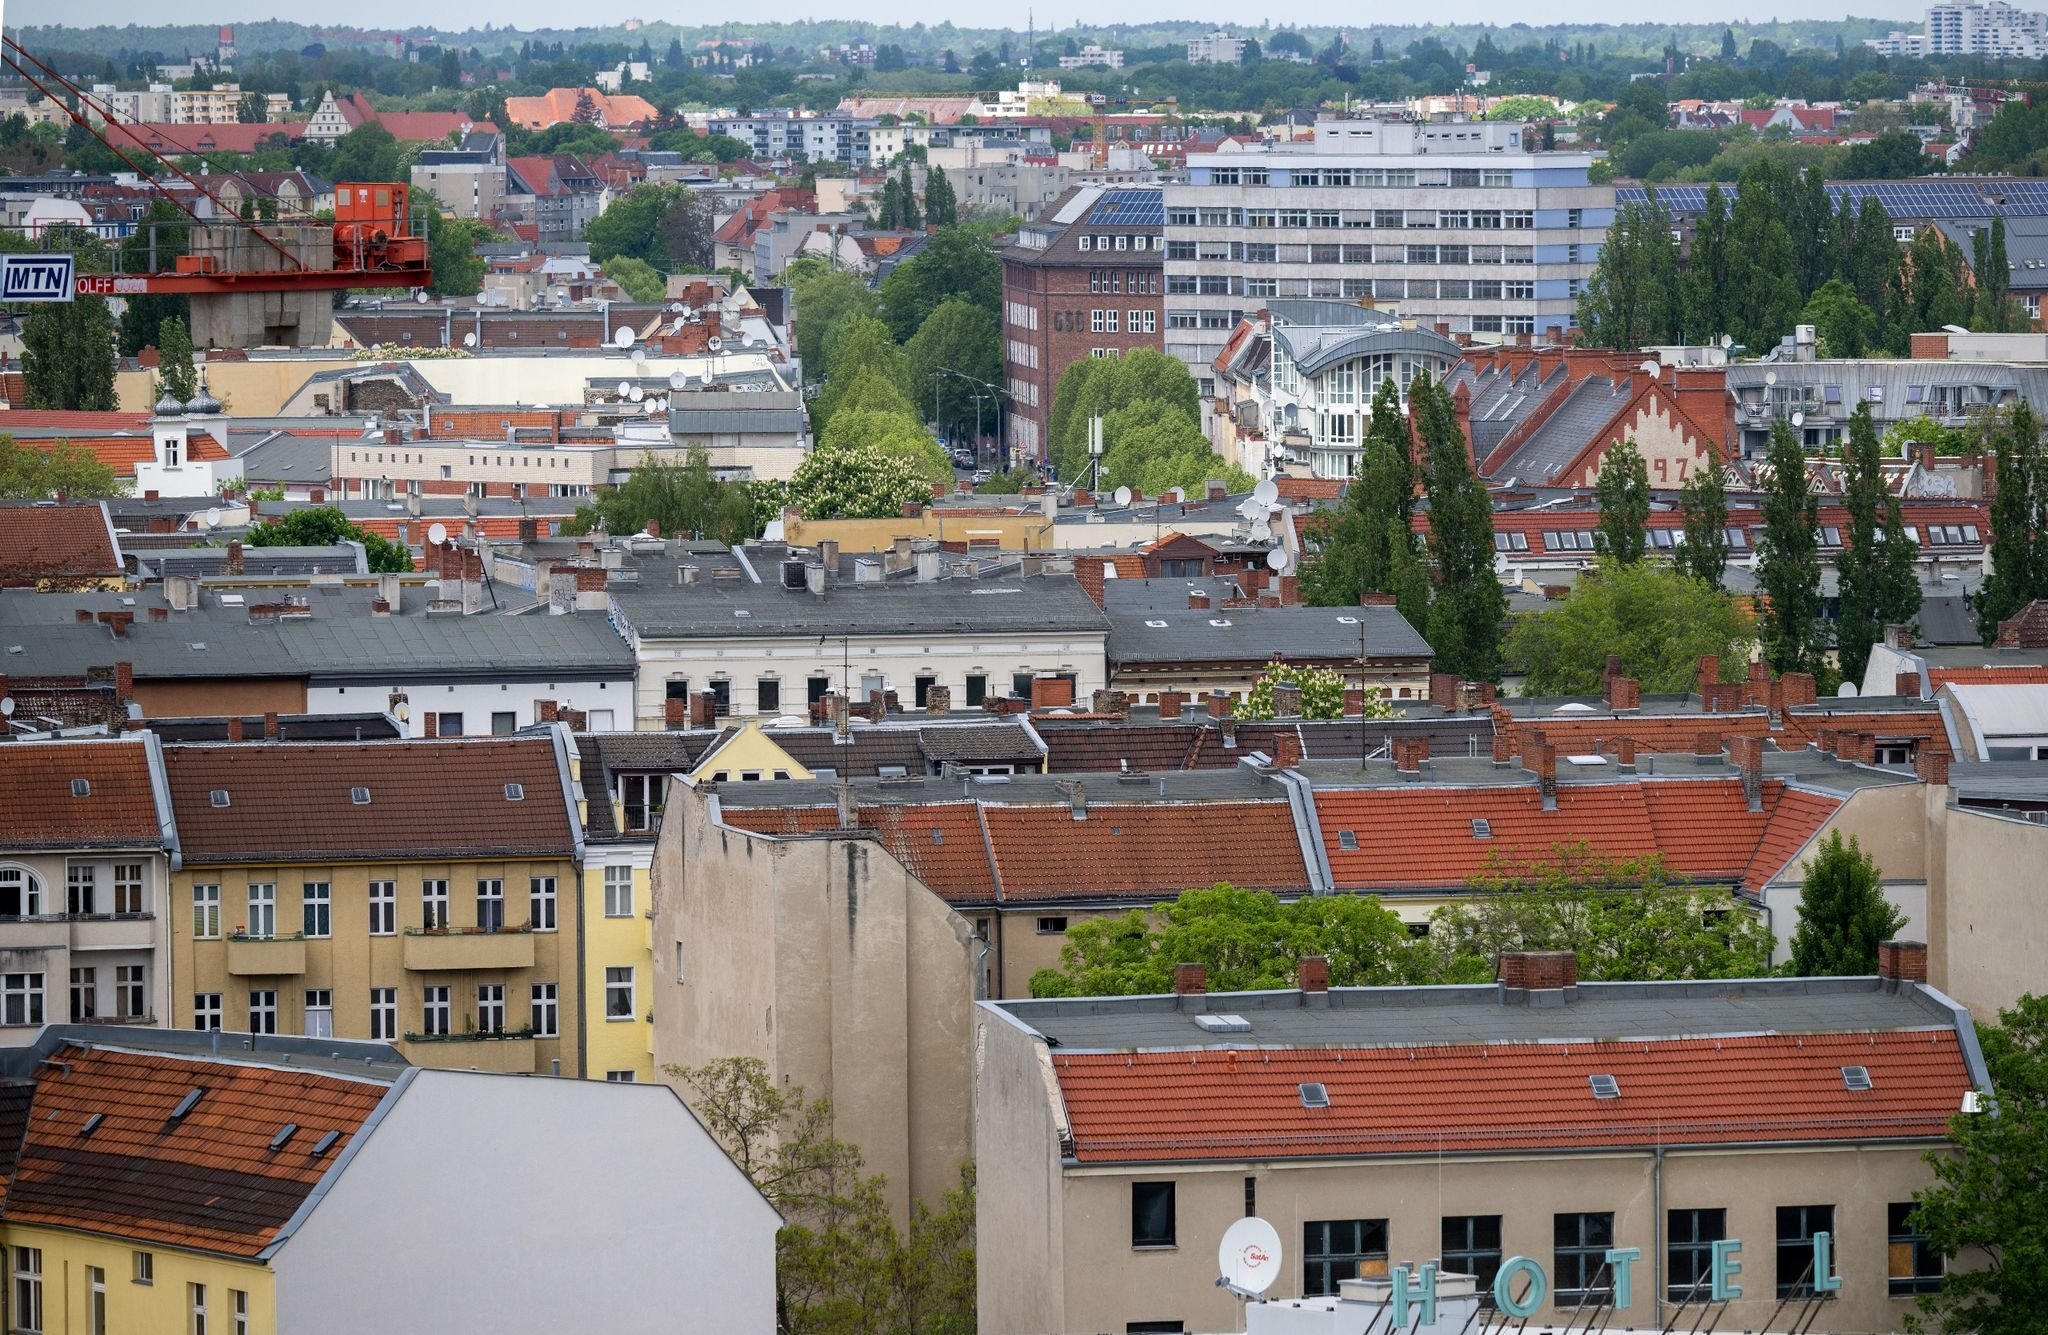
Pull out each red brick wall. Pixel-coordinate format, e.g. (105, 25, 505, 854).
(1002, 237, 1163, 463)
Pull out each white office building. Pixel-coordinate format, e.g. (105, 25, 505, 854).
(1163, 119, 1613, 393)
(1187, 31, 1249, 65)
(1867, 1, 2048, 57)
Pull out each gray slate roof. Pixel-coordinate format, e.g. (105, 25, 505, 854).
(1103, 583, 1430, 666)
(1490, 373, 1629, 485)
(611, 571, 1109, 639)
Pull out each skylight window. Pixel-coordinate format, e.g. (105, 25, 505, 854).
(1588, 1074, 1620, 1100)
(209, 790, 230, 808)
(503, 783, 525, 801)
(269, 1123, 299, 1151)
(80, 1112, 103, 1137)
(310, 1130, 340, 1156)
(70, 779, 91, 797)
(1337, 830, 1358, 851)
(350, 787, 372, 805)
(170, 1089, 203, 1121)
(1842, 1065, 1873, 1091)
(1471, 819, 1492, 839)
(930, 828, 944, 845)
(1299, 1082, 1331, 1108)
(1208, 618, 1232, 628)
(1196, 1014, 1252, 1033)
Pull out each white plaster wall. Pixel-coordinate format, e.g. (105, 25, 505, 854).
(308, 675, 628, 736)
(272, 1069, 777, 1335)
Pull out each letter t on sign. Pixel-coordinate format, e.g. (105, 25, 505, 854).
(1603, 1248, 1640, 1310)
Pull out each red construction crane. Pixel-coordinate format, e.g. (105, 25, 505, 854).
(1, 37, 433, 297)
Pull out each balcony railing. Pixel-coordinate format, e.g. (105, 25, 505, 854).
(226, 932, 307, 976)
(402, 1025, 536, 1043)
(402, 925, 536, 971)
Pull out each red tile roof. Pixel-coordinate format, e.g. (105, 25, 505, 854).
(3, 1044, 386, 1256)
(503, 88, 658, 130)
(0, 738, 164, 849)
(103, 122, 307, 157)
(0, 411, 154, 432)
(1928, 666, 2048, 687)
(1075, 554, 1148, 608)
(1745, 787, 1843, 889)
(0, 500, 122, 583)
(1054, 1029, 1970, 1162)
(983, 800, 1308, 902)
(165, 739, 575, 863)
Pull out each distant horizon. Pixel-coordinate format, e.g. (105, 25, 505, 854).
(10, 5, 1934, 36)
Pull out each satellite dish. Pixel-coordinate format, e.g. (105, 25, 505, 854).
(426, 522, 449, 546)
(617, 381, 633, 398)
(1113, 485, 1133, 506)
(1764, 370, 1778, 387)
(614, 327, 636, 349)
(669, 371, 689, 391)
(708, 336, 723, 352)
(0, 696, 15, 718)
(1639, 360, 1660, 375)
(1266, 548, 1290, 572)
(1720, 333, 1734, 349)
(413, 289, 430, 304)
(1838, 681, 1860, 698)
(1253, 478, 1279, 506)
(631, 347, 647, 364)
(462, 331, 478, 348)
(1218, 1217, 1283, 1297)
(1791, 411, 1805, 428)
(202, 508, 221, 529)
(629, 385, 645, 402)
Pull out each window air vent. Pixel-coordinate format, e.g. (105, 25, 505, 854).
(269, 1123, 299, 1151)
(930, 828, 944, 845)
(310, 1130, 340, 1156)
(1299, 1082, 1331, 1108)
(170, 1088, 203, 1121)
(1472, 818, 1493, 839)
(1588, 1074, 1620, 1100)
(1842, 1065, 1873, 1091)
(1194, 1014, 1252, 1033)
(80, 1112, 103, 1137)
(70, 779, 91, 797)
(209, 790, 230, 808)
(1337, 830, 1358, 851)
(350, 787, 372, 805)
(503, 783, 525, 801)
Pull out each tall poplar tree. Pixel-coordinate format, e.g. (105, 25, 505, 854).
(1301, 378, 1416, 607)
(1755, 418, 1827, 675)
(1595, 437, 1651, 564)
(1726, 165, 1802, 352)
(1577, 192, 1678, 349)
(1979, 400, 2045, 640)
(1417, 372, 1506, 680)
(1675, 455, 1731, 587)
(22, 295, 119, 412)
(1680, 184, 1731, 343)
(1835, 401, 1922, 687)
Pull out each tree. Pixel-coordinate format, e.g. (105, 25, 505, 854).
(1098, 399, 1254, 496)
(1835, 401, 1922, 687)
(816, 409, 953, 487)
(1417, 371, 1506, 681)
(1675, 452, 1731, 587)
(895, 162, 923, 232)
(1301, 378, 1416, 608)
(1787, 831, 1907, 975)
(657, 189, 716, 270)
(671, 1057, 976, 1335)
(563, 449, 758, 545)
(1721, 27, 1738, 60)
(1799, 279, 1877, 359)
(1979, 401, 2046, 640)
(1908, 992, 2048, 1335)
(922, 166, 957, 227)
(1680, 184, 1730, 343)
(247, 506, 412, 572)
(237, 90, 268, 124)
(327, 123, 402, 183)
(1577, 192, 1678, 349)
(1900, 227, 1971, 338)
(0, 435, 125, 500)
(155, 317, 197, 406)
(586, 183, 671, 265)
(879, 226, 1000, 341)
(22, 295, 118, 411)
(1594, 437, 1651, 564)
(1754, 417, 1827, 677)
(1046, 349, 1203, 481)
(902, 298, 1000, 441)
(812, 314, 910, 431)
(760, 441, 938, 522)
(1238, 661, 1391, 721)
(1972, 216, 2016, 332)
(1842, 131, 1932, 180)
(1507, 560, 1753, 695)
(602, 256, 666, 302)
(438, 48, 463, 89)
(786, 262, 879, 381)
(1726, 163, 1802, 353)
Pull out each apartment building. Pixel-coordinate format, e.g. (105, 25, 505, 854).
(570, 733, 661, 1083)
(975, 947, 1977, 1335)
(1165, 120, 1612, 393)
(160, 732, 591, 1077)
(1001, 187, 1166, 466)
(1867, 0, 2048, 57)
(0, 736, 175, 1040)
(704, 110, 879, 167)
(1186, 31, 1249, 64)
(1058, 44, 1125, 69)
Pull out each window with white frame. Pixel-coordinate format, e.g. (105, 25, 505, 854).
(232, 1289, 249, 1335)
(88, 1264, 107, 1335)
(116, 965, 144, 1019)
(192, 884, 220, 938)
(476, 878, 504, 932)
(194, 993, 221, 1031)
(369, 881, 395, 935)
(191, 1281, 208, 1335)
(246, 883, 276, 937)
(370, 987, 396, 1040)
(0, 867, 43, 916)
(68, 864, 96, 916)
(422, 986, 451, 1036)
(248, 990, 276, 1035)
(70, 965, 97, 1020)
(605, 967, 635, 1020)
(302, 882, 331, 938)
(605, 1070, 637, 1082)
(604, 866, 634, 917)
(531, 982, 558, 1037)
(422, 879, 449, 929)
(529, 876, 557, 931)
(13, 1246, 42, 1335)
(114, 863, 144, 915)
(477, 984, 505, 1034)
(3, 973, 44, 1026)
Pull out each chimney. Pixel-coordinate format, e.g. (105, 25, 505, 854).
(549, 568, 577, 616)
(664, 697, 688, 730)
(1877, 940, 1928, 985)
(1173, 961, 1206, 996)
(691, 690, 717, 728)
(1525, 738, 1557, 810)
(1883, 624, 1915, 651)
(536, 700, 560, 724)
(1781, 672, 1817, 708)
(1915, 749, 1950, 786)
(823, 692, 849, 736)
(226, 540, 243, 575)
(1428, 673, 1458, 712)
(1030, 676, 1075, 709)
(371, 597, 391, 616)
(1068, 781, 1087, 821)
(1605, 675, 1641, 712)
(867, 688, 887, 722)
(422, 712, 438, 738)
(226, 717, 243, 742)
(378, 571, 403, 614)
(98, 611, 133, 638)
(1696, 655, 1719, 694)
(148, 607, 167, 621)
(1206, 479, 1227, 501)
(1188, 589, 1211, 610)
(144, 488, 159, 502)
(1208, 689, 1233, 719)
(1393, 735, 1430, 774)
(1616, 736, 1637, 772)
(461, 549, 486, 615)
(927, 684, 951, 715)
(113, 661, 134, 700)
(1496, 950, 1578, 1000)
(1728, 734, 1765, 811)
(75, 608, 92, 622)
(644, 520, 660, 538)
(165, 574, 198, 611)
(1271, 681, 1302, 718)
(1342, 688, 1365, 716)
(517, 517, 539, 543)
(262, 711, 279, 739)
(834, 783, 858, 829)
(1694, 730, 1724, 758)
(1297, 955, 1330, 999)
(574, 565, 609, 612)
(1273, 731, 1303, 770)
(1158, 690, 1186, 720)
(818, 538, 840, 570)
(1492, 725, 1516, 767)
(1894, 670, 1924, 700)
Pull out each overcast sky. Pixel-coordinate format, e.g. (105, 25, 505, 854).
(14, 0, 1928, 32)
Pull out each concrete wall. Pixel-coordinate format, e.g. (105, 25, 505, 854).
(118, 358, 355, 417)
(1934, 802, 2048, 1016)
(1759, 781, 1931, 966)
(273, 1070, 777, 1334)
(306, 675, 627, 737)
(995, 1139, 1946, 1335)
(974, 1006, 1070, 1334)
(187, 224, 336, 350)
(651, 786, 983, 1217)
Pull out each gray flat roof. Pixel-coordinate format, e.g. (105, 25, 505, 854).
(711, 765, 1289, 811)
(990, 976, 1963, 1054)
(611, 570, 1109, 639)
(1104, 583, 1430, 664)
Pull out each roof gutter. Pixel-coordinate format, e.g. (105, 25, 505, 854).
(140, 730, 182, 872)
(550, 723, 586, 867)
(1916, 980, 1996, 1095)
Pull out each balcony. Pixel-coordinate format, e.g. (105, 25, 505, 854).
(398, 1028, 537, 1073)
(402, 926, 535, 972)
(68, 914, 157, 952)
(226, 933, 306, 976)
(0, 916, 70, 952)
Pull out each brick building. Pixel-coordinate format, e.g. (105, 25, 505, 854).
(1000, 186, 1164, 470)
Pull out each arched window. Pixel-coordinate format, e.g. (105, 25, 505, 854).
(0, 867, 44, 918)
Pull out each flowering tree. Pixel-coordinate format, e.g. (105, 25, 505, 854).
(1237, 661, 1392, 721)
(756, 442, 935, 522)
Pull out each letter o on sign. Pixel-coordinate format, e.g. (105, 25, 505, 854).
(1493, 1255, 1548, 1318)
